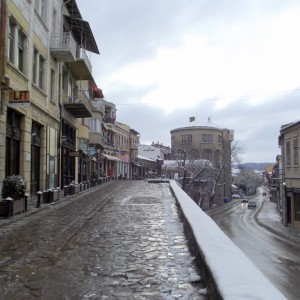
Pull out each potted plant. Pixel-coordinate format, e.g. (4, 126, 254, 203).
(0, 175, 26, 217)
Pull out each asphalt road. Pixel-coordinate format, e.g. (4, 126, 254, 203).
(207, 190, 300, 300)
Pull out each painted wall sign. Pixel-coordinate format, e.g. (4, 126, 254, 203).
(9, 90, 30, 105)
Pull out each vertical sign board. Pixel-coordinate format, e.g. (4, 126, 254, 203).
(9, 90, 30, 105)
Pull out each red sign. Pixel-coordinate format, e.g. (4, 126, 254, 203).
(9, 90, 30, 104)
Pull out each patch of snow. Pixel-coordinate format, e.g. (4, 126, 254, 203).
(170, 180, 287, 300)
(189, 272, 201, 283)
(198, 288, 208, 295)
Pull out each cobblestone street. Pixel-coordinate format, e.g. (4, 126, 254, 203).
(0, 181, 208, 300)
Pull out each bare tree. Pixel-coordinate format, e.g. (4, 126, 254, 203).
(184, 141, 245, 208)
(170, 145, 199, 190)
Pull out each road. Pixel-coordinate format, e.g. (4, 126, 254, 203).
(0, 181, 206, 300)
(207, 189, 300, 300)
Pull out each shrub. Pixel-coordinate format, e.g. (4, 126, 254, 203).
(2, 175, 26, 200)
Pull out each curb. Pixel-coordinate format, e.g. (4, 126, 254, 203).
(0, 181, 113, 229)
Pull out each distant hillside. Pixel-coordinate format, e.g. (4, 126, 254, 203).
(239, 162, 274, 171)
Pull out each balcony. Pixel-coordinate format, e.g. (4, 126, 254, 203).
(91, 100, 105, 115)
(50, 32, 77, 62)
(89, 131, 106, 148)
(103, 115, 115, 124)
(63, 89, 92, 118)
(64, 47, 93, 80)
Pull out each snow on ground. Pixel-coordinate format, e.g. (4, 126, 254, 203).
(170, 180, 287, 300)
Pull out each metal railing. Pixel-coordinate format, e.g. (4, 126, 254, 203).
(77, 47, 92, 74)
(62, 89, 90, 105)
(50, 32, 77, 58)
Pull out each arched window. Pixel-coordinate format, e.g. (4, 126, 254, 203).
(202, 149, 212, 160)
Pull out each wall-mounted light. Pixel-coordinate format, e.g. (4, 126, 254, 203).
(62, 136, 67, 142)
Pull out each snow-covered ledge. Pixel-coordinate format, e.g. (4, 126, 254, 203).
(169, 180, 286, 300)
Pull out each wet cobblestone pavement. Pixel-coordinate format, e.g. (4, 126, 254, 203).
(0, 181, 208, 299)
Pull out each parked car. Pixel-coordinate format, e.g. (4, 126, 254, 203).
(232, 194, 240, 199)
(262, 192, 267, 196)
(248, 200, 257, 208)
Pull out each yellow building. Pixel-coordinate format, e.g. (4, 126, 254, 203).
(0, 0, 99, 197)
(170, 119, 234, 208)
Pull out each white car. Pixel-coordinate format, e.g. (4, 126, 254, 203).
(232, 194, 240, 199)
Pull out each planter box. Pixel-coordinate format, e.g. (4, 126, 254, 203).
(0, 201, 9, 216)
(0, 198, 25, 217)
(51, 189, 59, 201)
(13, 198, 25, 215)
(74, 184, 79, 194)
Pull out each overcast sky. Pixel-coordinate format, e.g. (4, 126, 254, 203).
(76, 0, 300, 163)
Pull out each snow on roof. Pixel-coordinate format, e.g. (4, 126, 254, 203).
(137, 154, 155, 161)
(163, 159, 211, 169)
(170, 180, 286, 300)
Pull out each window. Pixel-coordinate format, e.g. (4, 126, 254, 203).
(293, 139, 298, 165)
(32, 49, 38, 84)
(50, 69, 55, 101)
(215, 150, 221, 163)
(202, 149, 212, 160)
(52, 8, 57, 33)
(181, 134, 192, 143)
(38, 56, 45, 89)
(8, 17, 27, 73)
(17, 31, 25, 72)
(68, 78, 73, 101)
(218, 135, 222, 144)
(35, 0, 48, 22)
(202, 134, 213, 143)
(32, 48, 46, 91)
(8, 19, 15, 63)
(90, 119, 98, 131)
(286, 141, 291, 165)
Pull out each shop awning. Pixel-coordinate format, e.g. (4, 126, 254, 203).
(64, 15, 99, 54)
(101, 154, 120, 161)
(132, 162, 141, 167)
(103, 124, 118, 133)
(89, 81, 104, 98)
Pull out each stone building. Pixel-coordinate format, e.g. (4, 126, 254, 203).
(170, 118, 234, 208)
(279, 120, 300, 229)
(130, 128, 140, 179)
